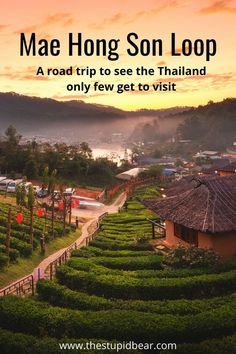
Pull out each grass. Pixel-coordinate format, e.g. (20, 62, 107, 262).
(0, 193, 16, 205)
(0, 228, 81, 288)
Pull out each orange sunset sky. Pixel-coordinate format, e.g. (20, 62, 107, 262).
(0, 0, 235, 110)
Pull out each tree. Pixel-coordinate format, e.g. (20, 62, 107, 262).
(16, 183, 27, 207)
(24, 157, 39, 179)
(5, 125, 22, 147)
(79, 142, 92, 159)
(27, 186, 35, 248)
(138, 164, 163, 178)
(49, 169, 57, 239)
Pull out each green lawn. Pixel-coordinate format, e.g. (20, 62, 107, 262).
(0, 228, 81, 288)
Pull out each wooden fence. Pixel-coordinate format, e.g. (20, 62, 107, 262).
(0, 212, 108, 297)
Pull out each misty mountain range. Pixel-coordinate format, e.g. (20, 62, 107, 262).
(0, 92, 189, 141)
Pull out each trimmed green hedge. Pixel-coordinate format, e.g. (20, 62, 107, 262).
(0, 329, 141, 354)
(0, 254, 8, 269)
(0, 245, 20, 262)
(0, 234, 32, 257)
(67, 253, 236, 278)
(162, 332, 236, 354)
(68, 255, 163, 271)
(71, 247, 153, 258)
(89, 239, 153, 251)
(1, 296, 236, 343)
(56, 266, 236, 300)
(37, 280, 236, 315)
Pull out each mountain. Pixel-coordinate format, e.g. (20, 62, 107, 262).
(0, 92, 190, 141)
(175, 98, 236, 150)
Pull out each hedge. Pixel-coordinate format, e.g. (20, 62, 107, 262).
(68, 255, 163, 271)
(1, 296, 236, 343)
(162, 332, 236, 354)
(56, 266, 236, 300)
(0, 234, 32, 257)
(0, 245, 20, 262)
(89, 239, 153, 251)
(0, 329, 142, 354)
(71, 247, 153, 258)
(67, 255, 236, 279)
(0, 254, 8, 269)
(37, 280, 236, 315)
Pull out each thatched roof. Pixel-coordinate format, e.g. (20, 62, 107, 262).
(143, 175, 236, 233)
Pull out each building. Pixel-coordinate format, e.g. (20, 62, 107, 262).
(217, 161, 236, 177)
(144, 175, 236, 259)
(116, 167, 146, 181)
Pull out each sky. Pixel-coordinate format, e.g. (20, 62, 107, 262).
(0, 0, 235, 110)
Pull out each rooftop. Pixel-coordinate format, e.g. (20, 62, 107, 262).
(217, 161, 236, 173)
(143, 175, 236, 233)
(116, 167, 146, 180)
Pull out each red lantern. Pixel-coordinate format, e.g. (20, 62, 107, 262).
(37, 208, 43, 218)
(75, 199, 80, 206)
(16, 213, 23, 224)
(59, 201, 64, 210)
(71, 201, 75, 209)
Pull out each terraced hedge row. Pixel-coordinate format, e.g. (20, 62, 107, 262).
(37, 280, 236, 315)
(1, 188, 236, 353)
(1, 296, 236, 344)
(57, 265, 236, 300)
(0, 329, 141, 354)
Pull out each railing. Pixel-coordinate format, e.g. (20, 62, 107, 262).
(0, 212, 108, 297)
(44, 212, 108, 281)
(0, 274, 34, 297)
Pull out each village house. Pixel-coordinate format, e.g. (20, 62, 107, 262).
(216, 161, 236, 177)
(144, 175, 236, 259)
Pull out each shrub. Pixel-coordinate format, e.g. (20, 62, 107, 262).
(1, 296, 236, 343)
(0, 254, 8, 269)
(0, 245, 20, 262)
(37, 280, 236, 316)
(0, 235, 32, 257)
(90, 239, 153, 251)
(56, 266, 236, 300)
(163, 245, 220, 268)
(162, 332, 236, 354)
(71, 247, 153, 258)
(68, 255, 163, 271)
(0, 329, 141, 354)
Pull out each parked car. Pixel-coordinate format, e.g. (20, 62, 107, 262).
(7, 179, 23, 193)
(33, 185, 41, 194)
(63, 188, 75, 196)
(0, 179, 14, 191)
(0, 177, 7, 183)
(36, 188, 49, 198)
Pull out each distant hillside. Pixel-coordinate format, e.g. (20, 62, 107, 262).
(0, 92, 190, 141)
(0, 92, 125, 128)
(175, 98, 236, 150)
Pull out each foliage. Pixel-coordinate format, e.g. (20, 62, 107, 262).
(56, 265, 236, 300)
(1, 296, 236, 343)
(1, 197, 236, 353)
(0, 255, 8, 269)
(138, 164, 163, 178)
(37, 280, 236, 315)
(163, 245, 220, 269)
(0, 126, 120, 187)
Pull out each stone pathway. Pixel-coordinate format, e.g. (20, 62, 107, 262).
(0, 192, 126, 294)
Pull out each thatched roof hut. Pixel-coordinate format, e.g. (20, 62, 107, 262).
(144, 175, 236, 233)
